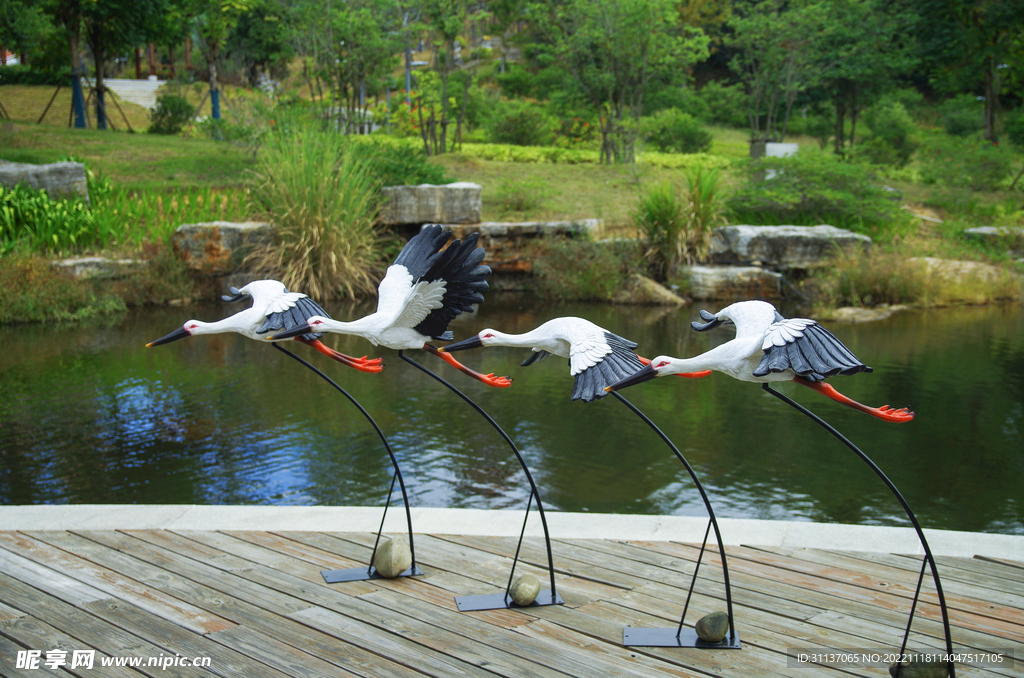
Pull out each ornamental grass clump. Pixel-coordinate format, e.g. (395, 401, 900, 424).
(245, 127, 382, 301)
(635, 167, 726, 281)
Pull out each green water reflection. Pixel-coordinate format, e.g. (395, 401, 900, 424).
(0, 298, 1021, 535)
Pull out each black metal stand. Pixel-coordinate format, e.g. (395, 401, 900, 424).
(274, 344, 423, 582)
(612, 392, 740, 649)
(399, 351, 563, 611)
(762, 384, 955, 678)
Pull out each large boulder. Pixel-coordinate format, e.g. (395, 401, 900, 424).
(711, 225, 871, 269)
(0, 160, 89, 204)
(964, 226, 1024, 257)
(380, 182, 482, 225)
(172, 221, 275, 274)
(683, 265, 782, 300)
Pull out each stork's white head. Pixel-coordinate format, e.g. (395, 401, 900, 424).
(146, 320, 208, 346)
(440, 328, 502, 352)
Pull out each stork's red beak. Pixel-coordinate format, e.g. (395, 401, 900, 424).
(146, 327, 191, 347)
(269, 323, 312, 341)
(605, 363, 658, 392)
(439, 335, 483, 353)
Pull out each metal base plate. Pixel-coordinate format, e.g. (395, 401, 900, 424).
(456, 589, 563, 612)
(322, 565, 424, 584)
(623, 627, 741, 649)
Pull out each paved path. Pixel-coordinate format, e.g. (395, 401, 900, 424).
(103, 78, 165, 109)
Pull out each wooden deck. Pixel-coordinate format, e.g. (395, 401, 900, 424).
(0, 529, 1020, 677)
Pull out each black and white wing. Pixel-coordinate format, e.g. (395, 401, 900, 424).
(752, 317, 871, 382)
(256, 292, 327, 342)
(398, 225, 491, 341)
(570, 329, 645, 403)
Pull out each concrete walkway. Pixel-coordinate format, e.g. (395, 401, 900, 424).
(103, 77, 165, 109)
(2, 505, 1021, 560)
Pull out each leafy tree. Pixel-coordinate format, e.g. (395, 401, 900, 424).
(423, 0, 468, 153)
(81, 0, 168, 129)
(0, 0, 49, 62)
(915, 0, 1024, 142)
(226, 0, 294, 87)
(186, 0, 254, 119)
(548, 0, 710, 164)
(728, 0, 839, 143)
(816, 0, 918, 154)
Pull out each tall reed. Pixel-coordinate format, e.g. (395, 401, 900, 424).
(634, 167, 727, 280)
(244, 126, 382, 301)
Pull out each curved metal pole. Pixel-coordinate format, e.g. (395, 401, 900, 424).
(274, 343, 417, 571)
(613, 391, 737, 645)
(399, 350, 558, 599)
(762, 384, 955, 677)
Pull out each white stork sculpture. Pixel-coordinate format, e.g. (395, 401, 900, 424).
(146, 279, 383, 373)
(442, 316, 708, 402)
(606, 300, 914, 423)
(271, 225, 511, 387)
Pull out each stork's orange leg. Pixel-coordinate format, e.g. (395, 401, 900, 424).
(423, 344, 512, 387)
(298, 338, 384, 373)
(638, 355, 712, 379)
(794, 378, 914, 423)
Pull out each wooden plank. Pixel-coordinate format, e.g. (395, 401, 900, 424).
(0, 598, 27, 621)
(81, 598, 294, 678)
(0, 572, 195, 678)
(625, 540, 1024, 642)
(290, 606, 502, 678)
(975, 556, 1024, 572)
(0, 541, 109, 606)
(0, 626, 77, 677)
(207, 625, 362, 678)
(121, 529, 257, 571)
(0, 615, 137, 678)
(84, 531, 470, 678)
(360, 586, 668, 678)
(0, 531, 234, 635)
(749, 545, 1024, 611)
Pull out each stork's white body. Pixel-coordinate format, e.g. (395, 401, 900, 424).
(181, 280, 310, 340)
(655, 301, 796, 383)
(301, 265, 448, 350)
(477, 317, 619, 377)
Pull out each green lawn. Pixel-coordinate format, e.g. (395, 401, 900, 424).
(1, 119, 255, 190)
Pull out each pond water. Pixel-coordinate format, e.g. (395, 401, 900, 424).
(1, 298, 1021, 535)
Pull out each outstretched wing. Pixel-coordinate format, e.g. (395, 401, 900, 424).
(753, 318, 870, 382)
(570, 330, 644, 403)
(413, 231, 491, 341)
(256, 294, 327, 342)
(394, 278, 447, 331)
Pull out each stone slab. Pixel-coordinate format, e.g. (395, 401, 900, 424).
(684, 265, 782, 300)
(380, 182, 482, 225)
(172, 221, 275, 275)
(51, 256, 147, 280)
(0, 160, 89, 204)
(711, 224, 872, 269)
(1, 505, 1021, 560)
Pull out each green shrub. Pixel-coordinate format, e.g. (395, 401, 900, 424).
(0, 184, 95, 253)
(645, 85, 711, 121)
(244, 125, 382, 301)
(350, 136, 450, 186)
(488, 101, 555, 147)
(919, 133, 1013, 191)
(641, 108, 713, 154)
(553, 117, 596, 149)
(454, 142, 732, 169)
(939, 94, 983, 137)
(0, 65, 68, 85)
(148, 94, 196, 135)
(695, 81, 748, 129)
(0, 253, 126, 324)
(635, 167, 726, 280)
(727, 150, 910, 238)
(858, 100, 919, 167)
(785, 114, 834, 149)
(533, 238, 637, 302)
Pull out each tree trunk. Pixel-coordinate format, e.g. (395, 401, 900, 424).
(849, 84, 858, 148)
(983, 64, 999, 142)
(93, 40, 108, 130)
(208, 46, 220, 120)
(833, 96, 845, 155)
(69, 31, 87, 128)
